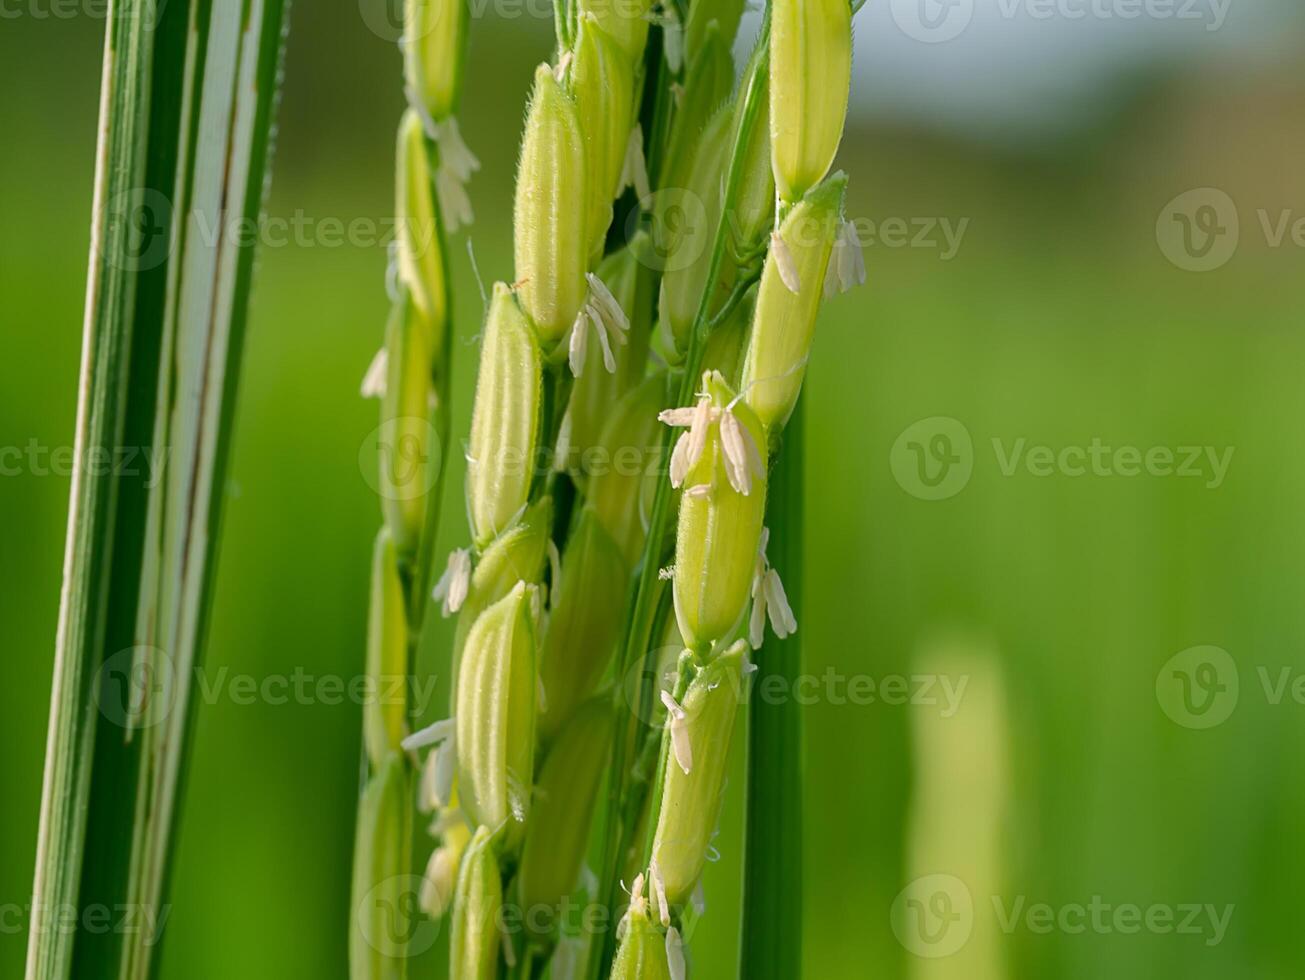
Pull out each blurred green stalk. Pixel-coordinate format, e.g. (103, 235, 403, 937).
(25, 1, 288, 978)
(741, 403, 804, 978)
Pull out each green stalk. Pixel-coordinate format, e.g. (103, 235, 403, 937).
(740, 403, 804, 978)
(25, 1, 289, 978)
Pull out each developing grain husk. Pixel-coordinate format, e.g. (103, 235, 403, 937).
(572, 17, 636, 261)
(517, 699, 613, 944)
(740, 174, 846, 433)
(450, 498, 553, 687)
(651, 642, 748, 905)
(380, 288, 434, 559)
(684, 0, 747, 67)
(658, 104, 733, 356)
(450, 826, 502, 980)
(728, 49, 776, 255)
(660, 26, 735, 198)
(514, 64, 589, 346)
(585, 374, 667, 568)
(610, 901, 673, 980)
(466, 284, 543, 549)
(349, 754, 411, 980)
(672, 374, 769, 648)
(577, 0, 653, 61)
(539, 510, 629, 738)
(396, 110, 447, 338)
(770, 0, 852, 202)
(404, 0, 469, 122)
(455, 583, 539, 852)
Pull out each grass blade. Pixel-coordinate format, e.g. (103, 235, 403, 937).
(26, 2, 289, 977)
(741, 402, 805, 979)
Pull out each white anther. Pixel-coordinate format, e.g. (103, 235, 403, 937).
(360, 347, 388, 399)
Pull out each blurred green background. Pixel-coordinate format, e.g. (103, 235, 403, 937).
(3, 2, 1305, 978)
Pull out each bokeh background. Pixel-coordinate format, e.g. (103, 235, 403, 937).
(3, 1, 1305, 977)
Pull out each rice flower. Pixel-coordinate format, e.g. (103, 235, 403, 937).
(450, 825, 502, 980)
(466, 284, 543, 549)
(748, 528, 798, 648)
(349, 753, 412, 979)
(364, 528, 408, 767)
(420, 812, 471, 919)
(610, 876, 674, 980)
(432, 546, 472, 618)
(380, 287, 435, 559)
(650, 642, 748, 906)
(538, 509, 629, 738)
(739, 173, 846, 433)
(455, 583, 539, 853)
(824, 215, 867, 298)
(566, 238, 654, 462)
(568, 271, 633, 380)
(668, 373, 769, 648)
(395, 109, 448, 343)
(517, 699, 613, 944)
(770, 0, 853, 203)
(577, 0, 653, 62)
(572, 16, 636, 260)
(514, 64, 589, 347)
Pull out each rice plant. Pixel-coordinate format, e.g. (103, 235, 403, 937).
(352, 0, 861, 977)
